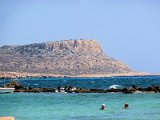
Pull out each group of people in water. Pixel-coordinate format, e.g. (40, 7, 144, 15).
(100, 103, 129, 110)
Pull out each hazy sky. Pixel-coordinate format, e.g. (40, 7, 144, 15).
(0, 0, 160, 73)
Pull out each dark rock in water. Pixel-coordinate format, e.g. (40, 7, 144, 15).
(122, 88, 133, 94)
(28, 88, 42, 92)
(75, 88, 91, 93)
(89, 89, 106, 93)
(107, 88, 122, 93)
(154, 86, 160, 92)
(0, 39, 131, 75)
(132, 85, 139, 90)
(41, 88, 56, 92)
(14, 89, 26, 92)
(146, 86, 155, 91)
(137, 87, 144, 91)
(8, 81, 159, 93)
(145, 86, 160, 92)
(6, 80, 24, 89)
(26, 88, 56, 92)
(128, 87, 137, 92)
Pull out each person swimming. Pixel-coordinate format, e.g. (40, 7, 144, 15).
(100, 104, 106, 110)
(124, 103, 129, 109)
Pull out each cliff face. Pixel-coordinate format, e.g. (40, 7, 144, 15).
(0, 39, 131, 75)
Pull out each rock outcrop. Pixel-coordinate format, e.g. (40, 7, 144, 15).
(9, 80, 160, 93)
(0, 39, 131, 75)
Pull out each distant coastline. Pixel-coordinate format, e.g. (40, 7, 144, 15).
(0, 40, 155, 79)
(0, 71, 153, 79)
(0, 40, 132, 75)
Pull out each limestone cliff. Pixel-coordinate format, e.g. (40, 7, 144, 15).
(0, 39, 131, 75)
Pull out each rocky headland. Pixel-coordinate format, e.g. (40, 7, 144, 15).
(0, 39, 146, 78)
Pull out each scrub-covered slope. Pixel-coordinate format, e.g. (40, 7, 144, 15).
(0, 39, 131, 75)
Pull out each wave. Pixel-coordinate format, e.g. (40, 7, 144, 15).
(109, 85, 123, 89)
(34, 84, 39, 86)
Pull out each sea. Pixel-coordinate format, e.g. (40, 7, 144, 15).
(0, 76, 160, 120)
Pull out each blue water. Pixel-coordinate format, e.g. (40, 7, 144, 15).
(0, 76, 160, 120)
(1, 75, 160, 89)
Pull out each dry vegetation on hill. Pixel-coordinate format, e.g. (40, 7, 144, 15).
(0, 39, 131, 75)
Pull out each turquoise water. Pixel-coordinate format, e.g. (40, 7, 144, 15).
(0, 76, 160, 120)
(0, 93, 160, 120)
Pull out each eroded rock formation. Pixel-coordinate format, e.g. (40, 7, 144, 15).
(0, 39, 131, 75)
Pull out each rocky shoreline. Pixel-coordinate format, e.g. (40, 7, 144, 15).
(6, 81, 160, 94)
(0, 71, 151, 79)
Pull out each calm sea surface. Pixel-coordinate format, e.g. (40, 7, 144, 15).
(0, 76, 160, 120)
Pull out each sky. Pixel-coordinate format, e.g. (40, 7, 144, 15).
(0, 0, 160, 73)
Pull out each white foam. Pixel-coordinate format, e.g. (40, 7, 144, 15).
(109, 85, 122, 89)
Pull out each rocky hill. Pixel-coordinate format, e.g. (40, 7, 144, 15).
(0, 39, 131, 75)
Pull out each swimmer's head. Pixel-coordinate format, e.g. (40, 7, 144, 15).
(124, 103, 129, 109)
(102, 104, 105, 107)
(101, 104, 106, 110)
